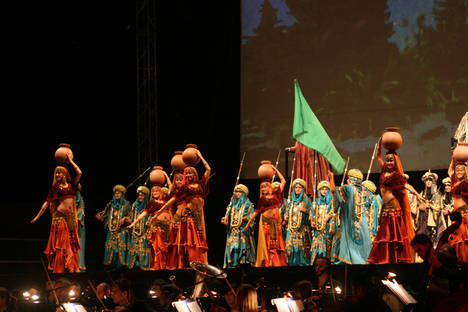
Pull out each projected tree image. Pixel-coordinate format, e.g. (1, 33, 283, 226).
(241, 0, 467, 178)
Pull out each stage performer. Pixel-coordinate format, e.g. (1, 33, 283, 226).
(126, 185, 151, 270)
(441, 177, 454, 226)
(95, 184, 131, 268)
(447, 156, 468, 262)
(221, 184, 256, 268)
(330, 169, 372, 264)
(367, 136, 422, 264)
(414, 171, 446, 247)
(283, 178, 312, 266)
(362, 180, 382, 242)
(159, 150, 211, 267)
(31, 153, 82, 273)
(311, 179, 336, 262)
(76, 184, 86, 271)
(165, 171, 184, 269)
(129, 184, 171, 270)
(245, 164, 288, 267)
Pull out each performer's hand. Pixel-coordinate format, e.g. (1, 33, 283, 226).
(443, 210, 449, 216)
(31, 217, 38, 224)
(220, 217, 227, 225)
(127, 221, 135, 229)
(310, 220, 316, 228)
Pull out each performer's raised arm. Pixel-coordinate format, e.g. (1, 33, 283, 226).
(68, 154, 82, 185)
(272, 165, 286, 192)
(197, 150, 211, 182)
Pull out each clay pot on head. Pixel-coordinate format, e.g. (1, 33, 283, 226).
(171, 151, 186, 171)
(258, 160, 274, 181)
(382, 127, 403, 151)
(182, 144, 200, 166)
(55, 143, 73, 165)
(149, 166, 166, 186)
(453, 142, 468, 162)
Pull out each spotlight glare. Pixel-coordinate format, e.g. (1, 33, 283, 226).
(23, 291, 31, 298)
(335, 287, 342, 294)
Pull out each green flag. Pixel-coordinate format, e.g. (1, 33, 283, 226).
(293, 79, 346, 173)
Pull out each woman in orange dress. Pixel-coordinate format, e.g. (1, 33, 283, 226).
(447, 156, 468, 262)
(245, 164, 288, 267)
(367, 136, 422, 264)
(31, 153, 82, 273)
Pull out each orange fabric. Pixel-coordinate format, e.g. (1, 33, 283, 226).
(448, 208, 468, 262)
(148, 227, 169, 270)
(256, 215, 287, 267)
(43, 218, 80, 273)
(394, 152, 415, 260)
(367, 199, 413, 264)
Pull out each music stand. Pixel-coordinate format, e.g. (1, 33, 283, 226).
(271, 297, 304, 312)
(381, 276, 417, 306)
(189, 262, 237, 295)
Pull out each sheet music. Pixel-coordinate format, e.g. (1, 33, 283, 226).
(381, 280, 417, 305)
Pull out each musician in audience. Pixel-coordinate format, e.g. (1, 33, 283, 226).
(411, 233, 459, 308)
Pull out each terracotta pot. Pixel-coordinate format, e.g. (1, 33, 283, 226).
(453, 142, 468, 162)
(258, 160, 274, 180)
(149, 166, 166, 186)
(382, 127, 403, 151)
(55, 143, 73, 164)
(182, 144, 200, 166)
(171, 151, 186, 171)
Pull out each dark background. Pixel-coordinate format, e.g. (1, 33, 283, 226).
(0, 0, 241, 273)
(0, 0, 445, 282)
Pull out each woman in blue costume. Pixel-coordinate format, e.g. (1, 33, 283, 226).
(284, 178, 313, 266)
(76, 184, 86, 272)
(96, 184, 131, 269)
(310, 180, 336, 263)
(330, 169, 372, 264)
(362, 180, 383, 242)
(126, 185, 151, 270)
(221, 184, 256, 268)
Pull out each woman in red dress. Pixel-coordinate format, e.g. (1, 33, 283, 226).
(31, 153, 82, 273)
(245, 164, 288, 267)
(367, 136, 422, 264)
(447, 156, 468, 262)
(160, 150, 211, 268)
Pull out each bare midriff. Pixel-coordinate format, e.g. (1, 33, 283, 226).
(56, 197, 75, 214)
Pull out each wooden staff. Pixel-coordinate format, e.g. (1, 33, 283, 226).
(366, 142, 378, 181)
(126, 165, 152, 189)
(340, 156, 350, 186)
(288, 151, 298, 203)
(271, 149, 282, 182)
(40, 257, 60, 307)
(228, 152, 246, 206)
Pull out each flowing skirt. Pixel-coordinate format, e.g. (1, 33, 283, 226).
(367, 198, 413, 264)
(148, 220, 170, 270)
(256, 215, 288, 267)
(44, 217, 80, 273)
(448, 205, 468, 262)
